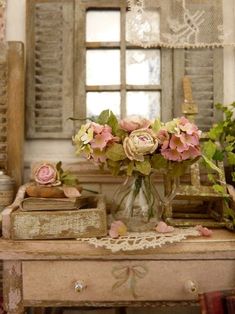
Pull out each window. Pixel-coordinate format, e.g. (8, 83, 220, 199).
(26, 0, 223, 139)
(75, 1, 173, 125)
(84, 7, 161, 120)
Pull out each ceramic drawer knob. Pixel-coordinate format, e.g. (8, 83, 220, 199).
(184, 280, 198, 294)
(74, 280, 87, 293)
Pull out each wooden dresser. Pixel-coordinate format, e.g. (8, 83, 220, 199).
(0, 230, 234, 313)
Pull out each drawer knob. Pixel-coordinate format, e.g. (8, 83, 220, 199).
(75, 280, 87, 293)
(185, 280, 198, 294)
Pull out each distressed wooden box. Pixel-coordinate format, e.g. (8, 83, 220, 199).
(2, 185, 107, 240)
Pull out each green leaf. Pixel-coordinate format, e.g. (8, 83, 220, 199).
(208, 123, 223, 140)
(106, 143, 126, 161)
(135, 160, 152, 175)
(232, 172, 235, 182)
(107, 160, 121, 176)
(152, 118, 162, 133)
(225, 143, 235, 152)
(213, 184, 226, 195)
(227, 152, 235, 165)
(226, 135, 235, 143)
(97, 110, 112, 124)
(127, 161, 134, 176)
(202, 155, 223, 176)
(151, 154, 168, 170)
(207, 173, 216, 183)
(56, 161, 62, 172)
(202, 140, 217, 159)
(168, 161, 191, 178)
(213, 149, 224, 161)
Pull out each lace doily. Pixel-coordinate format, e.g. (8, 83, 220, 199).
(127, 0, 235, 48)
(78, 228, 201, 253)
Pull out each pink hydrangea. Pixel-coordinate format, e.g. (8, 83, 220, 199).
(160, 117, 201, 162)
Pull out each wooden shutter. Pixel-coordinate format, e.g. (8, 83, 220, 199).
(173, 1, 223, 131)
(0, 44, 7, 170)
(26, 0, 74, 138)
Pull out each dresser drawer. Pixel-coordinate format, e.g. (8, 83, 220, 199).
(22, 260, 235, 302)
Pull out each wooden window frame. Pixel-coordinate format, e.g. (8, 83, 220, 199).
(75, 0, 173, 126)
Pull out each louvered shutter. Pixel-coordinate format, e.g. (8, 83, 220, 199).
(173, 1, 223, 131)
(0, 45, 7, 170)
(26, 0, 74, 138)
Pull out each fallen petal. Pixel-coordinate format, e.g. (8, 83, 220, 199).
(62, 186, 81, 198)
(109, 228, 119, 238)
(156, 221, 174, 233)
(196, 225, 213, 237)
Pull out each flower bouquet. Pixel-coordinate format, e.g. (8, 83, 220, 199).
(73, 110, 202, 231)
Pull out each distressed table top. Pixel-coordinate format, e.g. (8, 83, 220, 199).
(0, 229, 234, 260)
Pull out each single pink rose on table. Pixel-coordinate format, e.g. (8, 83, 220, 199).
(33, 163, 59, 186)
(119, 115, 151, 132)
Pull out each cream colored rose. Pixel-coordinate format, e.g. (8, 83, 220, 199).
(123, 129, 158, 161)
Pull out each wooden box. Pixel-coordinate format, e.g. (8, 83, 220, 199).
(2, 185, 107, 240)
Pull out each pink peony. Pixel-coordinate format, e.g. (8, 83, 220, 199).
(119, 115, 151, 132)
(109, 221, 127, 238)
(33, 163, 58, 185)
(123, 129, 158, 161)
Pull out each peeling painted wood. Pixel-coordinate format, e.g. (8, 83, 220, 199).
(3, 261, 23, 314)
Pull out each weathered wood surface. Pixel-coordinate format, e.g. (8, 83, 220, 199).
(7, 42, 25, 188)
(22, 259, 235, 302)
(11, 205, 107, 240)
(26, 0, 74, 138)
(0, 43, 8, 172)
(2, 185, 107, 239)
(0, 230, 234, 261)
(2, 184, 30, 239)
(3, 261, 24, 314)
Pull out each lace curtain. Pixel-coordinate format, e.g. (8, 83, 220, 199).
(127, 0, 235, 48)
(0, 0, 6, 43)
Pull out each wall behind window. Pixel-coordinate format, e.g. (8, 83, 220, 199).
(6, 0, 235, 177)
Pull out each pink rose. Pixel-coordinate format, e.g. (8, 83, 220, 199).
(34, 163, 58, 185)
(119, 115, 151, 132)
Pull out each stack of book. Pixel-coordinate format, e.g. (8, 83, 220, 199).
(7, 191, 107, 240)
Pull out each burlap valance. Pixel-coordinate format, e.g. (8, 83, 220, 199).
(127, 0, 235, 48)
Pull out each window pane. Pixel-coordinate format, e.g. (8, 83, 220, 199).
(86, 50, 120, 85)
(126, 50, 161, 85)
(86, 10, 120, 42)
(127, 92, 160, 119)
(87, 92, 120, 118)
(126, 9, 160, 43)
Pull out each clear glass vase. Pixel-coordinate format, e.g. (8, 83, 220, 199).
(112, 174, 162, 232)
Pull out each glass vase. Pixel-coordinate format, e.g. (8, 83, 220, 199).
(112, 174, 161, 232)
